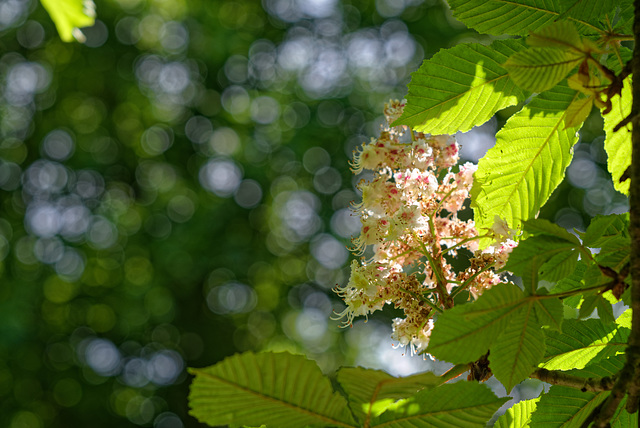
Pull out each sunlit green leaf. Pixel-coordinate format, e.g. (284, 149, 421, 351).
(394, 39, 527, 134)
(541, 319, 628, 370)
(602, 76, 632, 195)
(471, 82, 580, 246)
(371, 382, 508, 427)
(494, 397, 540, 428)
(40, 0, 95, 42)
(189, 352, 357, 428)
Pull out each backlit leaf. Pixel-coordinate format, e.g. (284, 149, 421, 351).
(40, 0, 95, 42)
(394, 39, 527, 134)
(602, 76, 631, 195)
(189, 352, 357, 428)
(504, 48, 583, 92)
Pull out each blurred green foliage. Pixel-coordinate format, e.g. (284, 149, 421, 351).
(0, 0, 626, 427)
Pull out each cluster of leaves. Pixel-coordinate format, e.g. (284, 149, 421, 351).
(186, 0, 638, 427)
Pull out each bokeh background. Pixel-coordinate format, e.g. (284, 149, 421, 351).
(0, 0, 629, 427)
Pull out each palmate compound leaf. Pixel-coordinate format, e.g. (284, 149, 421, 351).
(602, 76, 631, 195)
(427, 283, 525, 364)
(471, 81, 581, 247)
(40, 0, 95, 42)
(188, 352, 357, 428)
(336, 367, 442, 423)
(494, 397, 540, 428)
(583, 213, 630, 248)
(489, 308, 546, 392)
(540, 318, 629, 370)
(446, 0, 603, 36)
(393, 39, 527, 134)
(370, 381, 509, 427)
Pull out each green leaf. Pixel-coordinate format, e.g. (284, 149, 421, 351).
(602, 76, 631, 195)
(523, 219, 581, 245)
(371, 382, 508, 427)
(394, 39, 527, 134)
(504, 48, 583, 92)
(583, 213, 629, 247)
(550, 262, 587, 307)
(533, 297, 564, 331)
(541, 319, 628, 370)
(188, 352, 357, 428)
(446, 0, 601, 36)
(616, 308, 631, 329)
(427, 283, 524, 363)
(471, 82, 580, 245)
(613, 1, 634, 34)
(527, 21, 582, 50)
(564, 95, 593, 129)
(40, 0, 95, 43)
(557, 0, 618, 25)
(596, 235, 631, 271)
(505, 235, 579, 286)
(336, 367, 442, 423)
(494, 397, 540, 428)
(530, 385, 607, 427)
(489, 309, 546, 392)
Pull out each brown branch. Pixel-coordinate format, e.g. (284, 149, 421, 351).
(531, 368, 616, 393)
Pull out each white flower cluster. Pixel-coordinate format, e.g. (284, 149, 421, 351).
(333, 100, 518, 356)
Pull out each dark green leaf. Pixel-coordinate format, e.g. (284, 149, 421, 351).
(428, 283, 525, 363)
(489, 309, 545, 392)
(529, 385, 607, 427)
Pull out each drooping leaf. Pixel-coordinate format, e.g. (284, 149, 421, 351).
(541, 319, 628, 370)
(494, 397, 540, 428)
(489, 309, 546, 392)
(529, 385, 608, 427)
(505, 235, 579, 286)
(523, 219, 581, 245)
(527, 21, 583, 50)
(427, 283, 524, 363)
(394, 39, 527, 134)
(336, 367, 442, 422)
(447, 0, 601, 36)
(371, 381, 509, 428)
(564, 95, 594, 129)
(504, 47, 583, 92)
(602, 76, 631, 195)
(40, 0, 96, 42)
(595, 235, 631, 271)
(583, 213, 630, 247)
(188, 352, 357, 428)
(471, 82, 580, 246)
